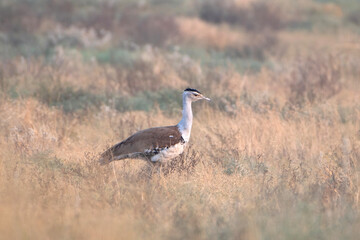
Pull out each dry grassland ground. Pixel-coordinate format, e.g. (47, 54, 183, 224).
(1, 0, 360, 239)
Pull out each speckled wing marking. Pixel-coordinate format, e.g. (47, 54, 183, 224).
(99, 126, 183, 164)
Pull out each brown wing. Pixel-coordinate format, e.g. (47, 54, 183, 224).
(100, 125, 183, 164)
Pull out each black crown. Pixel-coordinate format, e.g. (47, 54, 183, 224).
(184, 88, 201, 94)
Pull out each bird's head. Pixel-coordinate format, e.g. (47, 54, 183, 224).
(183, 88, 210, 102)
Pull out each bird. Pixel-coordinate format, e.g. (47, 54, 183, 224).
(99, 88, 210, 165)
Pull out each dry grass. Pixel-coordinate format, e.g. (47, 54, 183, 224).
(177, 17, 246, 50)
(1, 0, 360, 239)
(1, 48, 359, 239)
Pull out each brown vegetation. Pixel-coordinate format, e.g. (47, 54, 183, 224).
(0, 0, 360, 239)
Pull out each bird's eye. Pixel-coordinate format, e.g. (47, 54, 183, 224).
(193, 93, 199, 96)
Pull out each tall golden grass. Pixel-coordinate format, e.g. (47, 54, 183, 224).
(1, 47, 359, 239)
(1, 0, 360, 239)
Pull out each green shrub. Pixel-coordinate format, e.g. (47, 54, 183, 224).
(36, 83, 104, 113)
(199, 0, 285, 31)
(114, 89, 182, 114)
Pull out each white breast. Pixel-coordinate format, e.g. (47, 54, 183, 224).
(150, 142, 186, 162)
(180, 128, 191, 142)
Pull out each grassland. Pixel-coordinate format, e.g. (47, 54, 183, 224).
(0, 0, 360, 239)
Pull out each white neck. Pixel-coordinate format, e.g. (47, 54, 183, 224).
(177, 94, 192, 142)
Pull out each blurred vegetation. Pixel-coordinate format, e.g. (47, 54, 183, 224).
(0, 0, 360, 239)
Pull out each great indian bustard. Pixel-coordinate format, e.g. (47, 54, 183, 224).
(99, 88, 210, 165)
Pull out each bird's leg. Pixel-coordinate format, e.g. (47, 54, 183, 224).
(140, 157, 159, 178)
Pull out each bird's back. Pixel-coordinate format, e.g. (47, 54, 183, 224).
(99, 125, 184, 164)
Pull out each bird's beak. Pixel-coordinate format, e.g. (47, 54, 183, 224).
(202, 95, 211, 101)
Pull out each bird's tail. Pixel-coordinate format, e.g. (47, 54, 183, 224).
(98, 147, 116, 165)
(98, 156, 112, 165)
(99, 142, 123, 165)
